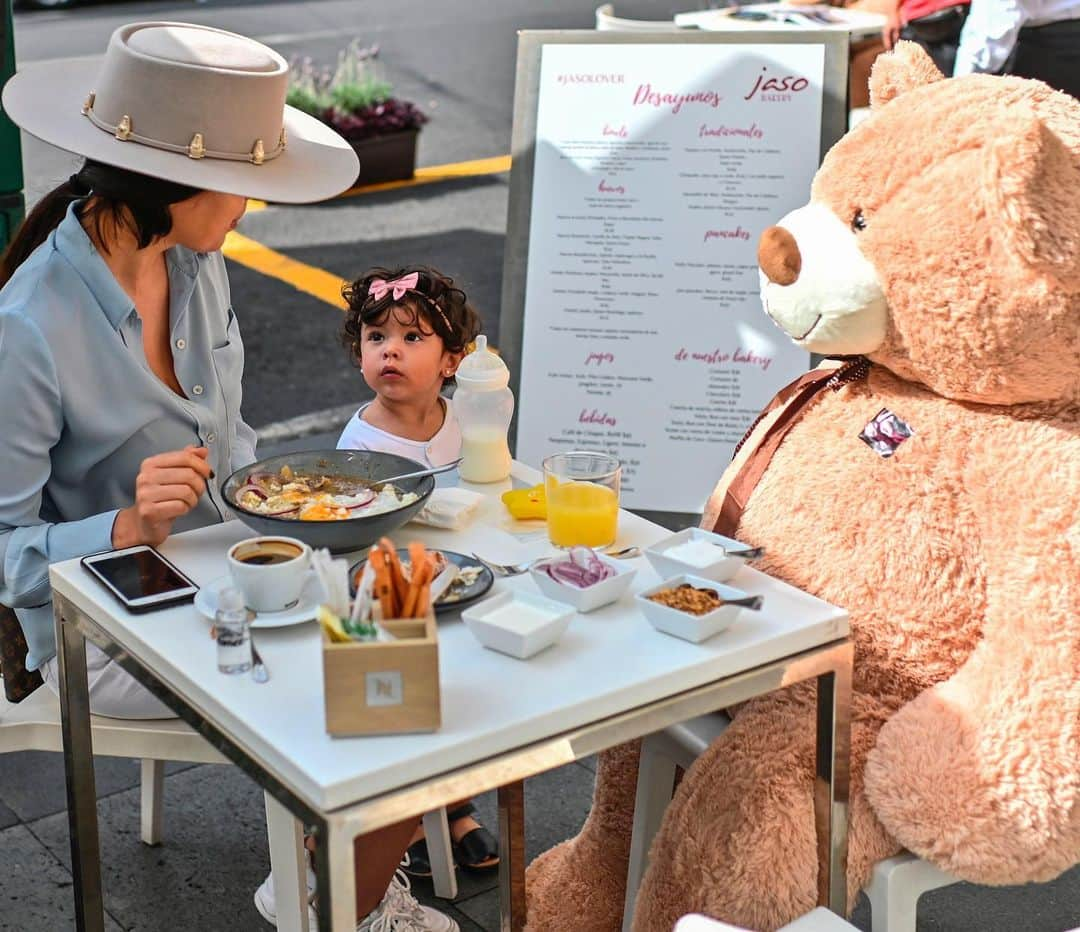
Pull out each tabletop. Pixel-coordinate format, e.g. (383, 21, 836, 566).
(49, 464, 848, 813)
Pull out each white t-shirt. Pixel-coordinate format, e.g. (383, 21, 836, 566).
(336, 397, 461, 467)
(954, 0, 1080, 75)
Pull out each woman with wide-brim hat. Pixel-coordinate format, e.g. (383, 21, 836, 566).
(0, 21, 456, 932)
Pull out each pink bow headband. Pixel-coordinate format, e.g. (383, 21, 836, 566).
(368, 272, 419, 302)
(367, 271, 452, 331)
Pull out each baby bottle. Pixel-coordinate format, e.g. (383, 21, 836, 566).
(454, 335, 514, 483)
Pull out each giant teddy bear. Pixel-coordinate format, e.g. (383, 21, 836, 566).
(524, 43, 1079, 932)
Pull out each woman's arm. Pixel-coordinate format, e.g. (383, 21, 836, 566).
(0, 310, 118, 609)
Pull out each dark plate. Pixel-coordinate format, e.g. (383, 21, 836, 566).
(349, 549, 494, 616)
(220, 450, 435, 555)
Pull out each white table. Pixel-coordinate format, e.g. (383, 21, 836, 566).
(677, 4, 887, 41)
(50, 462, 852, 932)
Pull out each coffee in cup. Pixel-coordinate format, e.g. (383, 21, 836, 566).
(227, 536, 311, 613)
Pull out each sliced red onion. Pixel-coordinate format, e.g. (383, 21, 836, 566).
(236, 483, 268, 500)
(542, 547, 616, 589)
(342, 489, 377, 510)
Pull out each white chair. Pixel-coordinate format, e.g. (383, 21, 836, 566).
(676, 906, 859, 930)
(595, 3, 687, 32)
(624, 714, 963, 932)
(0, 684, 329, 930)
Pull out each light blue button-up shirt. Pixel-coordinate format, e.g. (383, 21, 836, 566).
(0, 202, 257, 669)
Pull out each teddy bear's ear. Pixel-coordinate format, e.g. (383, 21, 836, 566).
(986, 114, 1080, 283)
(869, 41, 944, 109)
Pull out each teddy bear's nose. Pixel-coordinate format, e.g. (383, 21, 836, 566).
(758, 225, 802, 286)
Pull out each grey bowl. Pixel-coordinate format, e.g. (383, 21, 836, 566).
(221, 450, 435, 554)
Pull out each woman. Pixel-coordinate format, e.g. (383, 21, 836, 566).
(0, 21, 455, 932)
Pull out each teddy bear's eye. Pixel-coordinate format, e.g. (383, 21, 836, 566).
(851, 210, 867, 232)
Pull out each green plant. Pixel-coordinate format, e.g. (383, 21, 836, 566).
(287, 41, 427, 142)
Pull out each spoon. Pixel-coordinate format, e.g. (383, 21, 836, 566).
(370, 457, 463, 487)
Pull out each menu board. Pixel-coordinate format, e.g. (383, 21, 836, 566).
(504, 35, 845, 515)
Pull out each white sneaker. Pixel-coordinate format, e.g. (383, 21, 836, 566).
(356, 859, 459, 932)
(254, 862, 318, 928)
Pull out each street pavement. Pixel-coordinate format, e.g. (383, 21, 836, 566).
(4, 0, 1080, 930)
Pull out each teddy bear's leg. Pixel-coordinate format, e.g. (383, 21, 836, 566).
(631, 688, 899, 932)
(524, 740, 641, 932)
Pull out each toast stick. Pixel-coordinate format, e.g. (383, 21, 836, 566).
(368, 546, 396, 620)
(402, 545, 433, 618)
(380, 538, 408, 616)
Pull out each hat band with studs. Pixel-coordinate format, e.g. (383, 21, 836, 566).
(82, 91, 286, 165)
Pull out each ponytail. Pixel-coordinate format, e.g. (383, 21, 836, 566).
(0, 160, 201, 290)
(0, 172, 88, 288)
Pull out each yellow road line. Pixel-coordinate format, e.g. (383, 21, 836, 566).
(244, 153, 511, 213)
(222, 231, 348, 310)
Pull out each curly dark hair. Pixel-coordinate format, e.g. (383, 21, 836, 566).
(341, 265, 482, 385)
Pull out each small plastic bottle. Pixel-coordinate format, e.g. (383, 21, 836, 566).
(454, 335, 514, 483)
(215, 586, 252, 674)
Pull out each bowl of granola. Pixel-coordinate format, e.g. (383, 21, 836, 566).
(635, 575, 762, 643)
(221, 450, 434, 554)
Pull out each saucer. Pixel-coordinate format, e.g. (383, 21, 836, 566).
(194, 575, 321, 629)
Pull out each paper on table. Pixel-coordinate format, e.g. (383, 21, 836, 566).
(409, 487, 485, 530)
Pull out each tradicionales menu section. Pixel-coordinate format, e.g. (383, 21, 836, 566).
(515, 42, 822, 513)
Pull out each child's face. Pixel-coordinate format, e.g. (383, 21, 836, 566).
(359, 305, 461, 404)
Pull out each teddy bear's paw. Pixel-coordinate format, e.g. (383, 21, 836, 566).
(865, 687, 1080, 885)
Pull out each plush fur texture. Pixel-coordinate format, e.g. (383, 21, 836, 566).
(524, 44, 1079, 932)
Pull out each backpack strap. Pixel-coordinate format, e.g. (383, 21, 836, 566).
(712, 357, 871, 537)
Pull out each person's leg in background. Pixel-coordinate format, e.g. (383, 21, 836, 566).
(899, 6, 969, 76)
(1003, 18, 1080, 98)
(851, 37, 887, 108)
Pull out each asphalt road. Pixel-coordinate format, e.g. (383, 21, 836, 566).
(10, 0, 689, 434)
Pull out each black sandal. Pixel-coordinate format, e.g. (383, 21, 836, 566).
(401, 838, 434, 878)
(447, 804, 500, 872)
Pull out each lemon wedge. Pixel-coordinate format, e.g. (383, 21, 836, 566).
(318, 605, 353, 643)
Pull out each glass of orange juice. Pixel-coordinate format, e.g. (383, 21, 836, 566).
(542, 452, 621, 549)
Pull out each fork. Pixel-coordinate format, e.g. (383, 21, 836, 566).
(471, 547, 642, 578)
(250, 639, 270, 684)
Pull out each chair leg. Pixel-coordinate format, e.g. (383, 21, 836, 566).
(865, 853, 957, 932)
(423, 807, 458, 900)
(622, 737, 680, 932)
(265, 791, 311, 932)
(139, 759, 165, 846)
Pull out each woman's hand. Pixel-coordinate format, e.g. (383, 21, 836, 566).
(112, 446, 212, 548)
(882, 3, 904, 49)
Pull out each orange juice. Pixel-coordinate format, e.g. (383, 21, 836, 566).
(545, 479, 619, 548)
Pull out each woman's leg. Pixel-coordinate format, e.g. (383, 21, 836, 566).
(41, 641, 178, 719)
(350, 816, 421, 919)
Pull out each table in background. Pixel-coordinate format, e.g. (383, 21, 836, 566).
(51, 462, 853, 932)
(677, 4, 887, 40)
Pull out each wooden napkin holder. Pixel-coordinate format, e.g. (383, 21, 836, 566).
(321, 606, 440, 737)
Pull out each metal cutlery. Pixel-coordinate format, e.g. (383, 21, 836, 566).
(471, 546, 642, 578)
(250, 640, 270, 684)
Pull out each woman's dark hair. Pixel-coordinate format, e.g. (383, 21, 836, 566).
(0, 160, 200, 288)
(341, 265, 483, 384)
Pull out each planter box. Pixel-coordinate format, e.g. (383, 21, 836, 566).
(322, 607, 440, 736)
(348, 128, 419, 187)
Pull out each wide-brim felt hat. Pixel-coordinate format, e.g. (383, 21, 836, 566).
(1, 21, 359, 204)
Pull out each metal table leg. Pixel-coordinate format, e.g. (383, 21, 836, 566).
(497, 780, 527, 932)
(55, 595, 106, 932)
(814, 640, 853, 914)
(313, 817, 357, 932)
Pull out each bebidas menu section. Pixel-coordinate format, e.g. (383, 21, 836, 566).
(515, 42, 822, 512)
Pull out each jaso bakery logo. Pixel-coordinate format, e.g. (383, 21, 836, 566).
(744, 66, 810, 102)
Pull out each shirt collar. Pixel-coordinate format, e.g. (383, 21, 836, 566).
(53, 201, 134, 331)
(52, 201, 206, 331)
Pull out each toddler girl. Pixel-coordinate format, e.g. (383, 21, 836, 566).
(338, 265, 481, 465)
(338, 265, 499, 875)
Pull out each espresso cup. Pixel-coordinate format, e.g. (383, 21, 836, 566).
(227, 536, 312, 613)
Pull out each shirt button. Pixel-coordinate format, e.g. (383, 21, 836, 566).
(192, 384, 204, 396)
(206, 433, 216, 444)
(175, 338, 186, 350)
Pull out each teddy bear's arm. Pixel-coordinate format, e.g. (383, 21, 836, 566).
(864, 447, 1080, 884)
